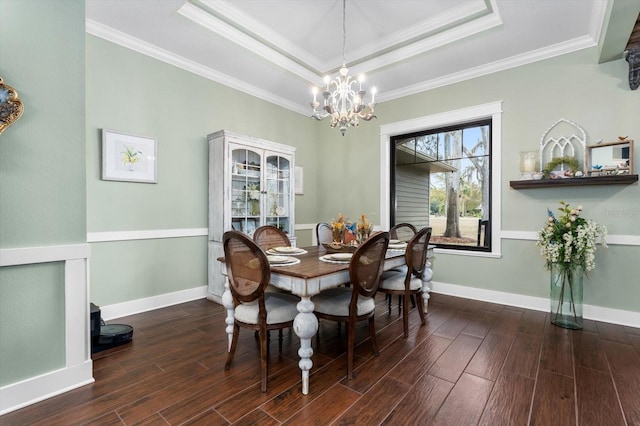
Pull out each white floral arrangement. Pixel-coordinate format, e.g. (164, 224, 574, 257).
(246, 183, 260, 201)
(537, 201, 607, 273)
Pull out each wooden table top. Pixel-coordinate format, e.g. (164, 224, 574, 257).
(218, 245, 406, 281)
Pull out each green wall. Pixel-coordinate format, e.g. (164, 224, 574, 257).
(0, 0, 86, 386)
(86, 35, 319, 306)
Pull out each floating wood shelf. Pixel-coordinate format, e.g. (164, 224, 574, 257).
(510, 174, 638, 189)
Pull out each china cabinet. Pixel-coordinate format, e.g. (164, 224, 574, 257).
(207, 130, 296, 302)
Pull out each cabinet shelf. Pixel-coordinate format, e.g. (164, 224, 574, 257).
(510, 174, 638, 189)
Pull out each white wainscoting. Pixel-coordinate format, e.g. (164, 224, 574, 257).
(99, 286, 208, 321)
(87, 228, 208, 242)
(0, 244, 93, 415)
(431, 281, 640, 327)
(501, 230, 640, 246)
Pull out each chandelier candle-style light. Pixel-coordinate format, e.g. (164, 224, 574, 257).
(310, 0, 377, 136)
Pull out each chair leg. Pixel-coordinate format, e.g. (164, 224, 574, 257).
(397, 295, 402, 315)
(416, 292, 426, 326)
(402, 293, 410, 338)
(278, 329, 283, 352)
(387, 294, 392, 315)
(260, 326, 268, 392)
(347, 320, 356, 380)
(369, 316, 379, 356)
(225, 323, 240, 370)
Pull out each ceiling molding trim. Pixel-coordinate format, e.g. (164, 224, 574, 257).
(380, 35, 596, 103)
(349, 7, 503, 76)
(330, 0, 492, 71)
(191, 0, 500, 76)
(85, 19, 308, 115)
(196, 0, 327, 72)
(177, 2, 320, 83)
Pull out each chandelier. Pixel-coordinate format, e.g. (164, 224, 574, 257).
(310, 0, 377, 136)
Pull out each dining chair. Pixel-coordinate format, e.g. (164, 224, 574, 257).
(253, 225, 291, 251)
(378, 227, 432, 338)
(311, 231, 390, 379)
(387, 222, 418, 311)
(389, 222, 417, 241)
(222, 230, 299, 392)
(316, 222, 333, 245)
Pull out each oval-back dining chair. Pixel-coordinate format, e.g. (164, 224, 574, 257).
(222, 230, 299, 392)
(316, 222, 333, 246)
(311, 231, 390, 379)
(378, 227, 432, 338)
(389, 222, 417, 242)
(253, 225, 291, 251)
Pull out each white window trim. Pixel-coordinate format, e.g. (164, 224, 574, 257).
(379, 101, 503, 258)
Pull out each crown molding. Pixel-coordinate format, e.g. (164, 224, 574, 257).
(380, 34, 596, 103)
(187, 0, 499, 77)
(348, 0, 501, 76)
(178, 2, 319, 82)
(194, 0, 326, 73)
(85, 19, 309, 116)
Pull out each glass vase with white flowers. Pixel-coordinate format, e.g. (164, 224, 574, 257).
(536, 201, 607, 329)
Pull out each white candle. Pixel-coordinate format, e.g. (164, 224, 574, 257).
(523, 158, 535, 172)
(312, 87, 317, 103)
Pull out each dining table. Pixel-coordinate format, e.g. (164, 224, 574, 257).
(219, 243, 435, 395)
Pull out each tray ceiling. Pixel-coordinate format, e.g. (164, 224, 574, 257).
(86, 0, 612, 115)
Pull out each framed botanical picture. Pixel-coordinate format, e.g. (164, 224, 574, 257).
(102, 129, 157, 183)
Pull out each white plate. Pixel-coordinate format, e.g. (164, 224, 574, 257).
(388, 243, 407, 250)
(274, 246, 302, 254)
(275, 206, 285, 216)
(329, 253, 353, 261)
(267, 255, 294, 264)
(319, 255, 350, 264)
(389, 239, 402, 244)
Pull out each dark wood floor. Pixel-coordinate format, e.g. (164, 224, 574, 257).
(2, 293, 639, 425)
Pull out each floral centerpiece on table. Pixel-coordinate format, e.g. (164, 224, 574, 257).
(356, 213, 373, 243)
(330, 213, 347, 243)
(536, 201, 607, 328)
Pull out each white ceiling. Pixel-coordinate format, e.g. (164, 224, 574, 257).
(86, 0, 609, 116)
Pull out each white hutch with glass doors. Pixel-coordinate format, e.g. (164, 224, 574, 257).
(207, 130, 296, 302)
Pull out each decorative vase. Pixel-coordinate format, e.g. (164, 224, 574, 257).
(250, 199, 259, 216)
(550, 263, 583, 329)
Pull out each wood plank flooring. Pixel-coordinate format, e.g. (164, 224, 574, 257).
(2, 293, 639, 425)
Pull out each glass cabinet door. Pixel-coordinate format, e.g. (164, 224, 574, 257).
(264, 154, 291, 235)
(230, 146, 262, 237)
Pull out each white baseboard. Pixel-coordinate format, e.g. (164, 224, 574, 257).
(431, 281, 640, 327)
(99, 286, 208, 321)
(0, 361, 94, 415)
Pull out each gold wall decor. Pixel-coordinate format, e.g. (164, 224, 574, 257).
(0, 76, 24, 135)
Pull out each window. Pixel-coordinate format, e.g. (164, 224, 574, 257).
(391, 120, 491, 251)
(379, 101, 502, 257)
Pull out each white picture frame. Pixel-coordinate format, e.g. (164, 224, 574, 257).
(102, 129, 157, 183)
(294, 166, 303, 195)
